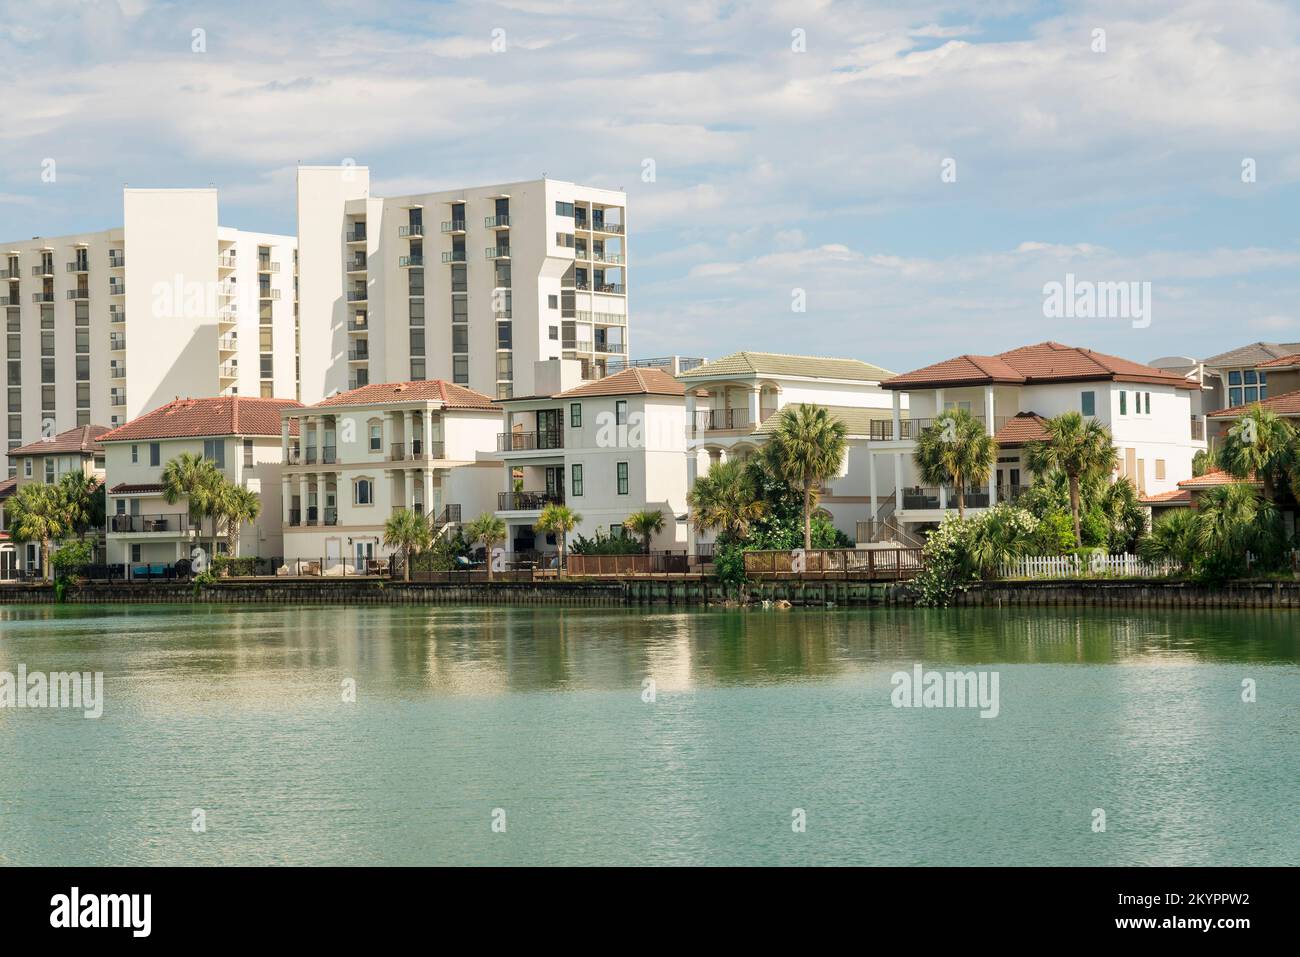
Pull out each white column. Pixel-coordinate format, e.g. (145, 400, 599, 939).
(281, 419, 290, 462)
(281, 476, 291, 524)
(936, 388, 947, 509)
(404, 469, 415, 510)
(985, 385, 997, 506)
(422, 469, 433, 516)
(747, 387, 760, 427)
(407, 410, 417, 458)
(423, 410, 433, 458)
(314, 418, 325, 464)
(891, 392, 901, 440)
(382, 412, 393, 459)
(298, 473, 309, 525)
(503, 462, 513, 511)
(869, 449, 878, 523)
(685, 390, 696, 438)
(893, 452, 903, 510)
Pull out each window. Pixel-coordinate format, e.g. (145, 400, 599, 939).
(610, 524, 625, 539)
(1229, 387, 1243, 407)
(570, 403, 582, 428)
(571, 463, 583, 496)
(616, 400, 628, 425)
(410, 328, 425, 357)
(131, 544, 142, 563)
(45, 459, 55, 483)
(1155, 459, 1166, 480)
(354, 478, 373, 505)
(202, 439, 225, 469)
(453, 356, 469, 384)
(1119, 392, 1127, 416)
(408, 299, 425, 324)
(410, 359, 426, 381)
(548, 295, 558, 309)
(23, 459, 31, 477)
(1081, 391, 1095, 416)
(556, 201, 575, 217)
(1243, 370, 1257, 385)
(243, 439, 253, 468)
(1227, 370, 1242, 386)
(149, 443, 160, 467)
(369, 424, 381, 451)
(497, 322, 512, 350)
(616, 461, 629, 495)
(1144, 392, 1151, 414)
(131, 444, 138, 464)
(549, 325, 559, 341)
(452, 326, 468, 353)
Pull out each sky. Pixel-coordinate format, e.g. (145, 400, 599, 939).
(2, 0, 1299, 374)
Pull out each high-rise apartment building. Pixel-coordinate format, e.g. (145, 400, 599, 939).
(1, 188, 298, 474)
(296, 166, 629, 403)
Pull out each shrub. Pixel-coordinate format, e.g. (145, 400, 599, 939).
(1033, 510, 1076, 555)
(211, 555, 259, 577)
(50, 539, 94, 577)
(571, 529, 644, 555)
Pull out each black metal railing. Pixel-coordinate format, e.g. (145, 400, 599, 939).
(498, 490, 563, 510)
(496, 430, 564, 451)
(694, 408, 750, 432)
(109, 513, 191, 533)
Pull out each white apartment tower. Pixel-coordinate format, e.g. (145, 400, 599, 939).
(1, 188, 297, 474)
(296, 166, 629, 404)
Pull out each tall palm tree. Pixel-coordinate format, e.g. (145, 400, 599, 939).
(1196, 483, 1277, 558)
(535, 503, 581, 576)
(624, 509, 665, 554)
(384, 508, 431, 581)
(465, 512, 507, 579)
(913, 408, 998, 520)
(58, 472, 104, 542)
(1139, 508, 1200, 572)
(215, 481, 263, 557)
(764, 404, 848, 550)
(161, 452, 222, 559)
(7, 482, 67, 580)
(1025, 412, 1118, 546)
(687, 458, 766, 541)
(1219, 404, 1294, 502)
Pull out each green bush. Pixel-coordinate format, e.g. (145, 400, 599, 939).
(571, 530, 644, 555)
(50, 539, 94, 576)
(712, 540, 749, 592)
(1033, 510, 1076, 555)
(212, 555, 259, 577)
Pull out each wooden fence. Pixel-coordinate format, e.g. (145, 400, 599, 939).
(743, 548, 923, 580)
(1000, 553, 1176, 580)
(566, 553, 692, 576)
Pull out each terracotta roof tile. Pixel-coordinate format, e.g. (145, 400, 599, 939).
(0, 476, 16, 499)
(310, 380, 496, 410)
(99, 396, 304, 442)
(1177, 469, 1260, 489)
(882, 341, 1196, 390)
(1256, 352, 1300, 369)
(9, 425, 110, 458)
(1207, 387, 1300, 418)
(109, 482, 166, 494)
(554, 367, 685, 398)
(1140, 489, 1193, 505)
(678, 351, 894, 382)
(992, 411, 1051, 446)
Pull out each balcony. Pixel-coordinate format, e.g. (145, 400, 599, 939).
(258, 259, 280, 273)
(218, 363, 238, 379)
(108, 252, 125, 268)
(595, 283, 625, 294)
(485, 246, 510, 260)
(66, 261, 89, 273)
(110, 393, 127, 407)
(399, 224, 424, 237)
(286, 448, 301, 465)
(441, 250, 467, 264)
(323, 508, 338, 526)
(66, 289, 89, 300)
(591, 252, 625, 265)
(346, 255, 367, 273)
(347, 316, 368, 332)
(867, 416, 992, 442)
(577, 220, 624, 235)
(109, 337, 127, 351)
(217, 254, 237, 269)
(218, 334, 238, 351)
(110, 366, 126, 379)
(441, 220, 466, 233)
(485, 215, 510, 228)
(399, 255, 424, 267)
(288, 509, 302, 526)
(900, 486, 992, 510)
(109, 282, 125, 296)
(694, 408, 750, 432)
(498, 490, 563, 511)
(346, 289, 368, 302)
(258, 287, 280, 300)
(32, 264, 54, 277)
(322, 445, 336, 464)
(345, 228, 367, 244)
(31, 292, 54, 303)
(0, 268, 17, 280)
(109, 513, 191, 534)
(497, 430, 564, 452)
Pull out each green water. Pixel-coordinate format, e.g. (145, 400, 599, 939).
(0, 604, 1296, 866)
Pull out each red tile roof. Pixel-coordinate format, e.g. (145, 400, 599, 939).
(310, 380, 497, 410)
(9, 425, 110, 458)
(108, 483, 166, 495)
(992, 411, 1050, 446)
(882, 341, 1196, 390)
(99, 396, 304, 442)
(1208, 387, 1300, 418)
(0, 476, 16, 500)
(554, 367, 685, 399)
(1140, 489, 1193, 505)
(1177, 469, 1260, 489)
(1256, 352, 1300, 369)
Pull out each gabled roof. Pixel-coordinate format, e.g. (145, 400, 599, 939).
(882, 341, 1196, 391)
(1202, 342, 1300, 367)
(1207, 387, 1300, 418)
(9, 424, 110, 458)
(100, 396, 304, 442)
(1177, 469, 1260, 489)
(753, 403, 893, 438)
(310, 380, 497, 411)
(678, 351, 894, 382)
(0, 477, 16, 500)
(553, 367, 685, 399)
(992, 412, 1051, 447)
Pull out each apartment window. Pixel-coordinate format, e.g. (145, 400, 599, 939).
(450, 265, 467, 292)
(451, 298, 468, 322)
(549, 326, 559, 341)
(131, 444, 138, 464)
(453, 356, 469, 384)
(1081, 391, 1095, 416)
(149, 443, 160, 467)
(571, 463, 583, 497)
(41, 358, 55, 383)
(408, 299, 425, 325)
(410, 328, 425, 357)
(203, 439, 226, 469)
(1155, 459, 1166, 480)
(243, 439, 253, 468)
(494, 262, 511, 287)
(556, 201, 575, 217)
(410, 359, 426, 381)
(616, 461, 629, 495)
(548, 295, 558, 309)
(369, 424, 381, 451)
(1119, 391, 1127, 416)
(497, 322, 512, 350)
(615, 400, 628, 425)
(555, 232, 575, 248)
(1229, 387, 1243, 407)
(354, 478, 373, 505)
(451, 326, 468, 353)
(570, 403, 582, 428)
(496, 353, 513, 381)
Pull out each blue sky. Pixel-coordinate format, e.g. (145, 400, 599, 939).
(3, 0, 1299, 373)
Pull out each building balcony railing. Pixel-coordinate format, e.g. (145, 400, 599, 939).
(867, 416, 992, 442)
(0, 268, 18, 279)
(497, 430, 564, 452)
(399, 255, 423, 267)
(485, 215, 510, 228)
(323, 508, 338, 526)
(346, 228, 367, 243)
(258, 287, 280, 300)
(694, 408, 750, 432)
(109, 513, 191, 533)
(218, 334, 238, 351)
(288, 509, 301, 526)
(286, 448, 301, 465)
(258, 260, 280, 273)
(595, 283, 625, 294)
(66, 262, 89, 273)
(399, 224, 424, 237)
(485, 246, 510, 260)
(109, 282, 125, 296)
(498, 490, 563, 511)
(900, 486, 995, 510)
(32, 264, 54, 277)
(347, 348, 369, 361)
(441, 250, 467, 264)
(346, 289, 367, 302)
(66, 289, 89, 300)
(32, 292, 54, 303)
(217, 254, 237, 269)
(346, 255, 367, 272)
(110, 366, 126, 379)
(110, 394, 127, 406)
(441, 220, 466, 233)
(108, 252, 125, 268)
(109, 337, 127, 351)
(576, 220, 624, 234)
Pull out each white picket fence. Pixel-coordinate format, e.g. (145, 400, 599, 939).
(1001, 553, 1176, 580)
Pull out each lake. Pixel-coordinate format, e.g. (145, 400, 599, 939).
(0, 604, 1295, 866)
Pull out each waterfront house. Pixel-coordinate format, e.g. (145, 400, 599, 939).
(677, 351, 901, 545)
(873, 342, 1207, 537)
(495, 359, 689, 559)
(1197, 341, 1300, 441)
(280, 379, 502, 571)
(0, 477, 14, 579)
(99, 396, 301, 572)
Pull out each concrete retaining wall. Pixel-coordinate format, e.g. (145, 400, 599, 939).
(957, 579, 1300, 608)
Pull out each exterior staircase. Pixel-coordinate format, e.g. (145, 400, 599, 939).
(427, 504, 462, 541)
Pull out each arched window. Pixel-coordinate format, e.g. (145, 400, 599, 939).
(354, 478, 373, 505)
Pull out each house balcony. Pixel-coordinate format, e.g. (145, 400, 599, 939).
(441, 250, 467, 264)
(867, 415, 999, 443)
(694, 408, 751, 433)
(497, 430, 564, 452)
(399, 224, 424, 238)
(66, 262, 89, 273)
(217, 254, 237, 270)
(109, 513, 192, 534)
(497, 490, 563, 511)
(485, 215, 510, 228)
(485, 246, 510, 260)
(345, 228, 367, 244)
(399, 255, 423, 267)
(66, 289, 89, 300)
(441, 220, 466, 234)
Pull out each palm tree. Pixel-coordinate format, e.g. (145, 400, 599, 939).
(535, 503, 581, 576)
(58, 472, 104, 542)
(1025, 412, 1118, 546)
(1196, 483, 1277, 558)
(1095, 477, 1147, 552)
(214, 481, 263, 557)
(161, 452, 222, 559)
(913, 408, 998, 520)
(384, 508, 431, 581)
(624, 509, 665, 554)
(1139, 508, 1200, 572)
(1219, 404, 1294, 503)
(465, 512, 508, 579)
(688, 458, 766, 541)
(7, 482, 67, 580)
(764, 404, 848, 550)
